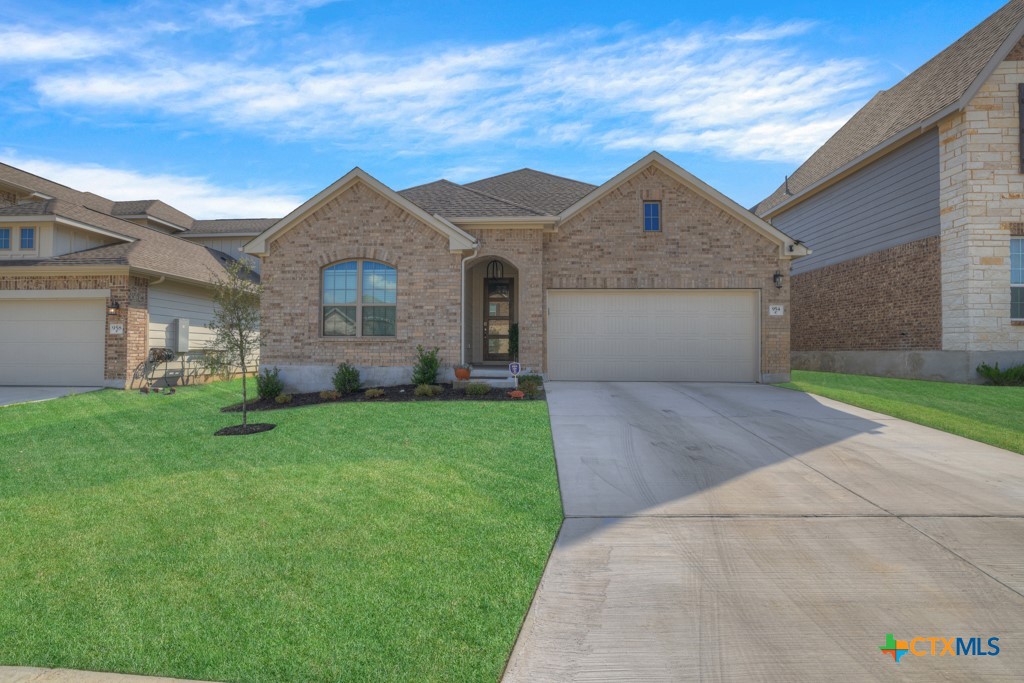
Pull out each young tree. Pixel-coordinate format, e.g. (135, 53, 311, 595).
(205, 259, 263, 427)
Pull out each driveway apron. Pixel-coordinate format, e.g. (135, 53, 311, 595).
(503, 382, 1024, 681)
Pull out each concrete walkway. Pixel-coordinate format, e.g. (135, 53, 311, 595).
(504, 382, 1024, 681)
(0, 386, 101, 408)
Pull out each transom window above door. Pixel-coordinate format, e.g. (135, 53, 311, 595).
(322, 260, 397, 337)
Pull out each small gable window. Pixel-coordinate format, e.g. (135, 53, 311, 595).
(323, 260, 397, 337)
(0, 228, 9, 249)
(19, 227, 35, 250)
(643, 201, 661, 232)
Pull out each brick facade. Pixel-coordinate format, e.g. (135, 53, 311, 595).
(260, 167, 793, 385)
(260, 180, 463, 372)
(0, 272, 149, 387)
(543, 166, 792, 377)
(791, 236, 942, 352)
(939, 57, 1024, 352)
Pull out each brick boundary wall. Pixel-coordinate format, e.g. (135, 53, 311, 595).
(791, 236, 942, 351)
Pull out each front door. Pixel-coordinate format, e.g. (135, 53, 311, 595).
(483, 278, 514, 362)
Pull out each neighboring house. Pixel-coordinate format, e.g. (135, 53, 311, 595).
(243, 152, 808, 390)
(755, 0, 1024, 382)
(0, 163, 264, 388)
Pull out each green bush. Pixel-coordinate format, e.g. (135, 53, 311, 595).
(977, 362, 1024, 386)
(332, 363, 361, 394)
(364, 388, 385, 399)
(275, 393, 293, 404)
(256, 367, 284, 401)
(509, 323, 519, 361)
(414, 383, 443, 397)
(464, 382, 491, 397)
(412, 346, 441, 385)
(518, 375, 543, 398)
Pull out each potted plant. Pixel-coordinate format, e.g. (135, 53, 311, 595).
(454, 364, 471, 381)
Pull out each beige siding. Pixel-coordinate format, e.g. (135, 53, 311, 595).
(52, 224, 120, 256)
(147, 281, 217, 351)
(182, 235, 261, 273)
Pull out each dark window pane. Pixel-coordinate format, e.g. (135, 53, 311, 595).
(0, 229, 8, 249)
(323, 306, 356, 336)
(362, 306, 396, 336)
(363, 262, 397, 304)
(20, 227, 34, 249)
(1012, 288, 1024, 320)
(488, 283, 510, 299)
(643, 201, 660, 231)
(488, 301, 509, 317)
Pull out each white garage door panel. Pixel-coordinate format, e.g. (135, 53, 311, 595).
(547, 290, 758, 382)
(0, 300, 105, 386)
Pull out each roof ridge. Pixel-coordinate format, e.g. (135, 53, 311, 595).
(467, 167, 595, 189)
(452, 182, 549, 216)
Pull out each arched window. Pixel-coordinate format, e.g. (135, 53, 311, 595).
(322, 261, 397, 337)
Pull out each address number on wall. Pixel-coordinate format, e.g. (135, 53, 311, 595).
(768, 305, 785, 317)
(109, 323, 125, 335)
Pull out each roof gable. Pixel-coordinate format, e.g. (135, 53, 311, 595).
(757, 0, 1024, 216)
(243, 168, 478, 255)
(559, 152, 808, 258)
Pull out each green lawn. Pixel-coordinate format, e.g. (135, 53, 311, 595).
(0, 381, 562, 682)
(779, 370, 1024, 455)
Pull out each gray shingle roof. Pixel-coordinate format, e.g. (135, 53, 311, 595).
(188, 218, 280, 235)
(756, 0, 1024, 216)
(0, 164, 244, 284)
(0, 200, 52, 216)
(399, 179, 546, 217)
(111, 199, 194, 229)
(465, 169, 596, 214)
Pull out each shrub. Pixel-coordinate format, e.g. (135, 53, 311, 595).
(518, 376, 543, 398)
(412, 345, 441, 385)
(275, 393, 293, 404)
(414, 383, 443, 397)
(508, 390, 525, 400)
(319, 390, 340, 401)
(464, 382, 491, 397)
(256, 366, 284, 401)
(509, 323, 519, 361)
(977, 362, 1024, 386)
(365, 388, 385, 399)
(332, 363, 361, 394)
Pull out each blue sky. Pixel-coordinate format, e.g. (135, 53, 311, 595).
(0, 0, 1010, 217)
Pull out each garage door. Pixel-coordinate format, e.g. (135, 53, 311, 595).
(547, 290, 759, 382)
(0, 298, 105, 386)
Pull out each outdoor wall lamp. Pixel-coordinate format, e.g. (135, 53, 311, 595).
(106, 301, 121, 316)
(773, 271, 784, 289)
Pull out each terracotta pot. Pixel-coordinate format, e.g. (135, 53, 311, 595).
(454, 367, 471, 380)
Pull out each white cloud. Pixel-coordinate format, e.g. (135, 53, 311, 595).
(32, 22, 875, 163)
(0, 151, 303, 218)
(0, 27, 123, 62)
(202, 0, 344, 28)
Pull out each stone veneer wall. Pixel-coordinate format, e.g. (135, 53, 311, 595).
(0, 272, 149, 387)
(791, 236, 942, 351)
(543, 165, 793, 380)
(939, 57, 1024, 351)
(260, 180, 463, 388)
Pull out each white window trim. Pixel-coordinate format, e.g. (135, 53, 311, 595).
(321, 260, 397, 338)
(1012, 237, 1024, 321)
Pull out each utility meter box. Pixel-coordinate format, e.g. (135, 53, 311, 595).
(174, 318, 190, 354)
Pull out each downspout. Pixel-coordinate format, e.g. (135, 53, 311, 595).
(460, 246, 479, 366)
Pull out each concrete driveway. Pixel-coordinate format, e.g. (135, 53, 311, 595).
(0, 386, 101, 407)
(504, 382, 1024, 681)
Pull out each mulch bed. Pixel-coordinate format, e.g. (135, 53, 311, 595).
(215, 423, 277, 436)
(222, 384, 543, 412)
